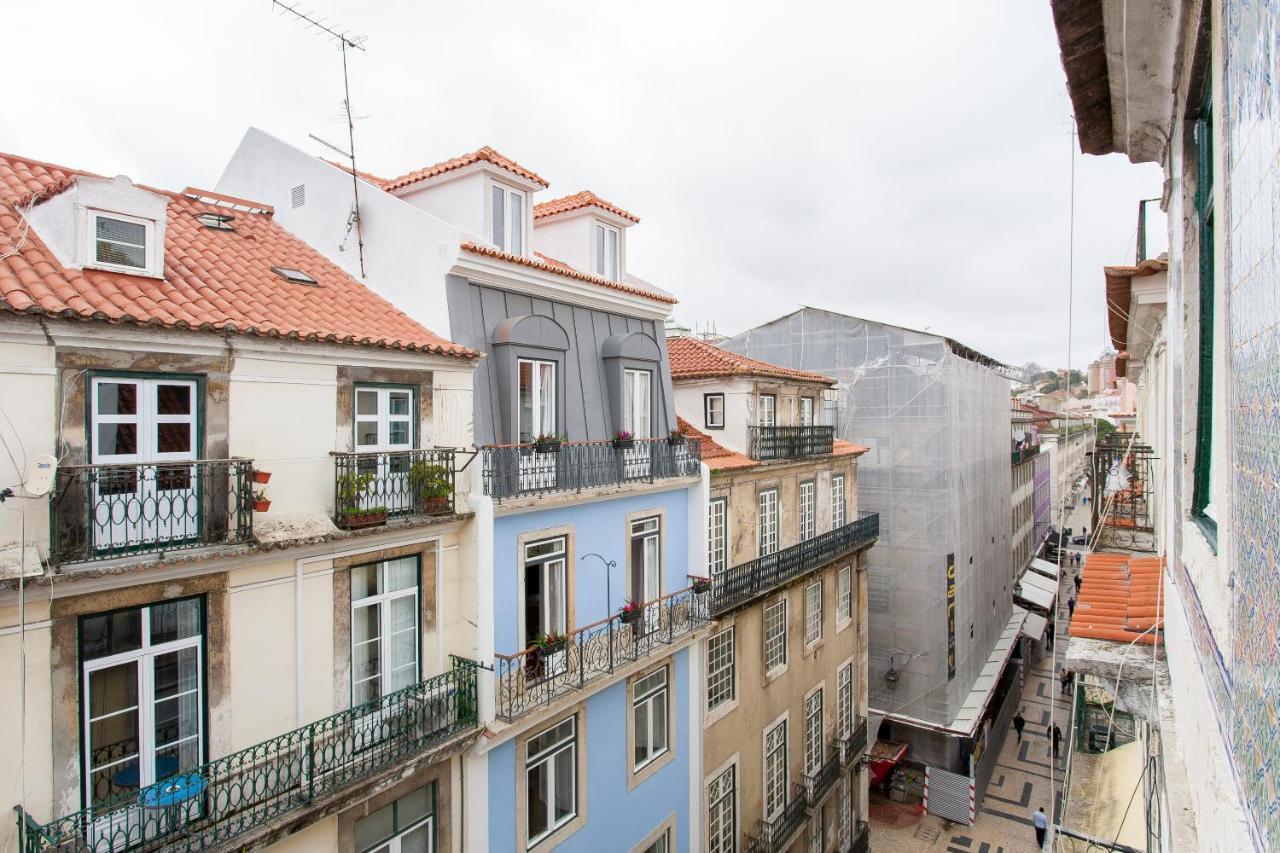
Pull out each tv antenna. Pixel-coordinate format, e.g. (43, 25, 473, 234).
(271, 0, 368, 277)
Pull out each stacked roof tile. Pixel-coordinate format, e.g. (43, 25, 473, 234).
(0, 152, 474, 357)
(381, 146, 548, 192)
(667, 336, 837, 384)
(533, 191, 640, 223)
(1068, 553, 1164, 645)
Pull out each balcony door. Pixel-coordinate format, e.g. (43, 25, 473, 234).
(90, 377, 198, 554)
(524, 537, 568, 677)
(354, 386, 415, 514)
(630, 517, 661, 634)
(622, 368, 652, 479)
(517, 359, 557, 491)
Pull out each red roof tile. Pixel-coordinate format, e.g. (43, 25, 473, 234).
(1068, 553, 1164, 646)
(381, 146, 549, 192)
(0, 152, 475, 357)
(534, 191, 639, 224)
(460, 242, 677, 304)
(668, 336, 836, 384)
(676, 418, 756, 471)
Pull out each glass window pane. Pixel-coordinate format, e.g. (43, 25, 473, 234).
(352, 564, 380, 600)
(97, 423, 137, 456)
(527, 759, 549, 840)
(386, 558, 418, 592)
(353, 605, 380, 645)
(518, 361, 534, 442)
(538, 362, 555, 435)
(97, 217, 145, 245)
(547, 561, 566, 633)
(152, 646, 200, 700)
(82, 609, 142, 660)
(98, 382, 138, 415)
(354, 637, 381, 685)
(651, 695, 667, 754)
(156, 384, 191, 416)
(634, 701, 650, 764)
(357, 420, 379, 447)
(355, 802, 396, 851)
(88, 660, 139, 720)
(595, 225, 605, 275)
(607, 228, 619, 279)
(150, 599, 201, 644)
(553, 747, 574, 821)
(388, 392, 411, 416)
(509, 192, 524, 255)
(400, 823, 432, 853)
(356, 390, 379, 416)
(388, 422, 410, 446)
(89, 755, 138, 807)
(397, 784, 434, 827)
(491, 185, 505, 250)
(156, 422, 191, 454)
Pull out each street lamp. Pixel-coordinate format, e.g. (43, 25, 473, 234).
(580, 553, 618, 618)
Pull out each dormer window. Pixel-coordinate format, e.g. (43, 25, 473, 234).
(491, 183, 526, 255)
(93, 213, 151, 272)
(594, 222, 620, 280)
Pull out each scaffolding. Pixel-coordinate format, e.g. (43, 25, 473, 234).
(725, 309, 1014, 744)
(1091, 432, 1158, 552)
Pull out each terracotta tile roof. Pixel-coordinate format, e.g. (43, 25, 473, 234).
(1068, 553, 1164, 645)
(459, 241, 677, 304)
(381, 146, 549, 192)
(832, 440, 870, 457)
(676, 418, 756, 471)
(667, 336, 836, 384)
(1104, 257, 1167, 377)
(533, 191, 639, 224)
(0, 152, 475, 357)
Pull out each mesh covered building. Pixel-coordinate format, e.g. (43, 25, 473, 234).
(724, 308, 1022, 772)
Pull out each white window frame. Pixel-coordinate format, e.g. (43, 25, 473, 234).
(804, 580, 823, 647)
(706, 627, 736, 713)
(758, 394, 777, 427)
(836, 566, 852, 630)
(762, 715, 789, 821)
(706, 759, 738, 853)
(91, 377, 197, 464)
(708, 497, 728, 577)
(490, 182, 527, 255)
(838, 777, 851, 850)
(763, 597, 788, 675)
(837, 660, 854, 739)
(594, 221, 620, 280)
(351, 557, 420, 705)
(632, 666, 669, 771)
(758, 489, 779, 557)
(526, 716, 577, 848)
(704, 393, 725, 429)
(522, 536, 569, 647)
(88, 210, 157, 275)
(799, 480, 816, 541)
(623, 368, 653, 439)
(355, 783, 436, 853)
(354, 386, 415, 451)
(831, 474, 846, 529)
(799, 397, 814, 426)
(804, 686, 824, 776)
(517, 358, 557, 443)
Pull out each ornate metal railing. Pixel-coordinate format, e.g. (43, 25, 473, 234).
(851, 819, 870, 853)
(332, 448, 457, 527)
(711, 511, 879, 617)
(494, 587, 710, 721)
(747, 425, 834, 461)
(838, 717, 868, 768)
(49, 459, 254, 565)
(805, 749, 841, 808)
(745, 785, 808, 853)
(481, 438, 701, 501)
(1010, 444, 1040, 466)
(16, 658, 480, 853)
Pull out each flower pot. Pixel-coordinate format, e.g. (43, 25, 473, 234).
(541, 638, 568, 654)
(690, 578, 711, 594)
(534, 439, 561, 454)
(252, 470, 272, 484)
(612, 438, 635, 450)
(667, 434, 686, 447)
(253, 499, 271, 513)
(620, 608, 642, 625)
(340, 509, 388, 530)
(416, 495, 452, 516)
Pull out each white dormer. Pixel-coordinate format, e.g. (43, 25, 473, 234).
(26, 175, 168, 278)
(382, 147, 547, 257)
(531, 192, 639, 282)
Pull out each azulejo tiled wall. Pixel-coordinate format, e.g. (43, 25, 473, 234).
(1225, 1, 1280, 848)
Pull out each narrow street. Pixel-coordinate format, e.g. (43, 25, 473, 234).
(871, 503, 1090, 852)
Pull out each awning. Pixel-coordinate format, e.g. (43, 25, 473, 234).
(1020, 570, 1058, 597)
(1021, 610, 1048, 640)
(1016, 582, 1056, 611)
(1029, 558, 1062, 581)
(950, 607, 1028, 736)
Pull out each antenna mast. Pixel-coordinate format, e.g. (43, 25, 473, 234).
(271, 0, 368, 277)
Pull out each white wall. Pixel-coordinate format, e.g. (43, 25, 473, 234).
(398, 170, 489, 244)
(532, 214, 597, 272)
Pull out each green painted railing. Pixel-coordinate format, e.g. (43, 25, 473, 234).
(15, 658, 479, 853)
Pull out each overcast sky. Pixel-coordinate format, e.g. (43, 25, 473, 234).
(4, 0, 1166, 369)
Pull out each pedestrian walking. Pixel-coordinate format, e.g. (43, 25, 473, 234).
(1060, 669, 1072, 694)
(1067, 597, 1076, 617)
(1052, 724, 1063, 757)
(1013, 709, 1026, 743)
(1074, 573, 1082, 593)
(1045, 627, 1054, 651)
(1033, 806, 1049, 848)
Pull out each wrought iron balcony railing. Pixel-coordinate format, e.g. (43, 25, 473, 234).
(1011, 443, 1040, 465)
(15, 658, 480, 853)
(333, 449, 458, 528)
(494, 587, 710, 721)
(711, 511, 879, 617)
(49, 459, 254, 565)
(481, 437, 701, 501)
(745, 785, 808, 853)
(805, 749, 842, 808)
(838, 717, 869, 768)
(851, 819, 870, 853)
(748, 425, 834, 461)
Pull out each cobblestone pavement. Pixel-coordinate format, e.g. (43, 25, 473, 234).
(871, 504, 1090, 853)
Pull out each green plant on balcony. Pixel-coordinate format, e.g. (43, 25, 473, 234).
(533, 432, 565, 453)
(612, 429, 635, 449)
(337, 472, 386, 529)
(408, 462, 453, 515)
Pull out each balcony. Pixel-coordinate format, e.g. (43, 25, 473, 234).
(747, 425, 834, 461)
(494, 587, 709, 721)
(711, 511, 879, 617)
(805, 749, 841, 809)
(49, 459, 254, 566)
(838, 717, 869, 768)
(1011, 443, 1040, 465)
(333, 448, 459, 528)
(480, 437, 701, 501)
(745, 785, 807, 853)
(15, 659, 480, 853)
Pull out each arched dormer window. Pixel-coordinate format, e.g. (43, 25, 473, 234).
(602, 332, 664, 439)
(489, 315, 570, 444)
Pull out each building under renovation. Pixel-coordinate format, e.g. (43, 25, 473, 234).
(723, 308, 1022, 786)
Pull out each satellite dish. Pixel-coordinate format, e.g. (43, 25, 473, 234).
(23, 454, 56, 497)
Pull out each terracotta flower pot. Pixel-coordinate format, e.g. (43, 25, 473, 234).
(253, 499, 271, 512)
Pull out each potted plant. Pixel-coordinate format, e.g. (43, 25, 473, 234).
(619, 599, 643, 624)
(533, 433, 564, 454)
(667, 429, 686, 447)
(336, 472, 386, 529)
(408, 462, 453, 515)
(612, 430, 635, 450)
(253, 489, 271, 513)
(533, 631, 569, 654)
(690, 575, 711, 594)
(342, 504, 388, 529)
(251, 469, 272, 484)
